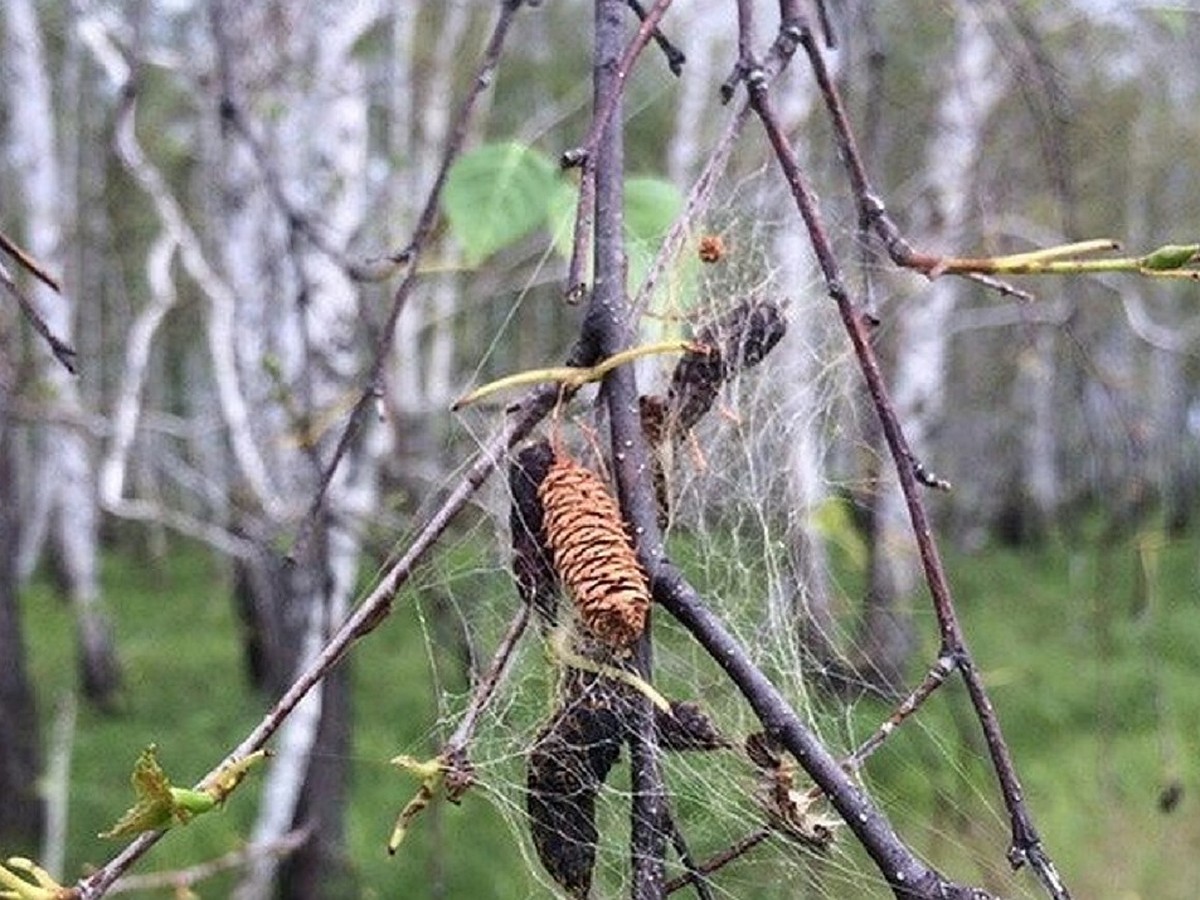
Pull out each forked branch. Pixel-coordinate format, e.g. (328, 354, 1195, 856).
(745, 10, 1069, 898)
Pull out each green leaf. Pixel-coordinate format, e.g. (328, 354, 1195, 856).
(1140, 244, 1198, 271)
(547, 179, 581, 261)
(623, 177, 683, 247)
(99, 745, 191, 838)
(810, 497, 867, 571)
(626, 177, 682, 297)
(442, 141, 558, 266)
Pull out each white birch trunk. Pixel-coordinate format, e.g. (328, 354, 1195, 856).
(217, 4, 380, 896)
(6, 0, 119, 705)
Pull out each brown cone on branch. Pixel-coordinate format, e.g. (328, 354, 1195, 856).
(538, 452, 650, 648)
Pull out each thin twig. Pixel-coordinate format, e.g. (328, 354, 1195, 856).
(748, 22, 1069, 899)
(563, 0, 678, 304)
(385, 602, 532, 853)
(209, 33, 360, 278)
(444, 602, 531, 752)
(628, 2, 806, 322)
(0, 225, 61, 292)
(664, 829, 770, 895)
(107, 829, 309, 895)
(624, 0, 686, 74)
(0, 259, 77, 374)
(663, 807, 716, 900)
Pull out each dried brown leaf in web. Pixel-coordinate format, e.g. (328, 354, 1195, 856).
(509, 440, 559, 629)
(538, 452, 650, 648)
(637, 395, 671, 528)
(668, 297, 787, 433)
(655, 699, 730, 752)
(527, 677, 630, 898)
(745, 732, 840, 851)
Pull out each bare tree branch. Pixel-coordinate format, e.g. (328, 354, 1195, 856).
(745, 10, 1069, 898)
(108, 829, 309, 896)
(0, 259, 76, 374)
(0, 225, 61, 293)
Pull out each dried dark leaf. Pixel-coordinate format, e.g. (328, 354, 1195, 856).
(656, 700, 730, 752)
(638, 395, 671, 528)
(510, 441, 559, 629)
(668, 298, 787, 432)
(527, 680, 629, 898)
(745, 731, 783, 771)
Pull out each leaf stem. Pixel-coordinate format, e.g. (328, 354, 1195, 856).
(451, 340, 700, 410)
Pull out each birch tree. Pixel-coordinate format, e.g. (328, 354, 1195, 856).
(0, 323, 42, 855)
(5, 0, 120, 708)
(203, 5, 383, 896)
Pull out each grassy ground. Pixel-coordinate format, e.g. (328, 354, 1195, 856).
(15, 524, 1200, 898)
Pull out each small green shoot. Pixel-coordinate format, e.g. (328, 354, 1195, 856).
(387, 749, 476, 855)
(930, 239, 1200, 279)
(387, 755, 448, 854)
(99, 745, 270, 839)
(0, 857, 72, 900)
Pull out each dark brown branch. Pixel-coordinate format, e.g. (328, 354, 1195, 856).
(589, 2, 667, 896)
(652, 565, 993, 900)
(748, 27, 1069, 900)
(0, 261, 77, 374)
(664, 829, 770, 895)
(0, 226, 61, 293)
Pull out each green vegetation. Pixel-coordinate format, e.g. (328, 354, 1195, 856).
(18, 527, 1200, 897)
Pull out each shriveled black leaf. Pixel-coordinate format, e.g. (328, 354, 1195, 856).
(745, 730, 784, 771)
(638, 395, 671, 528)
(656, 700, 730, 752)
(527, 678, 630, 898)
(509, 440, 559, 629)
(669, 298, 787, 432)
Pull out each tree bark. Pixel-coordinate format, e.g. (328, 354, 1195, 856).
(0, 336, 44, 855)
(203, 4, 381, 897)
(6, 0, 121, 709)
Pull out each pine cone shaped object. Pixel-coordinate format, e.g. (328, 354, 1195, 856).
(538, 453, 650, 647)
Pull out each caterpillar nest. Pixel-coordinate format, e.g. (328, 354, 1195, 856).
(538, 452, 650, 648)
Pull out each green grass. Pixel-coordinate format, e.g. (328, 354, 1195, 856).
(14, 525, 1200, 898)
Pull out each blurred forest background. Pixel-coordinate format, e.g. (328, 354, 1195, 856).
(2, 1, 1200, 898)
